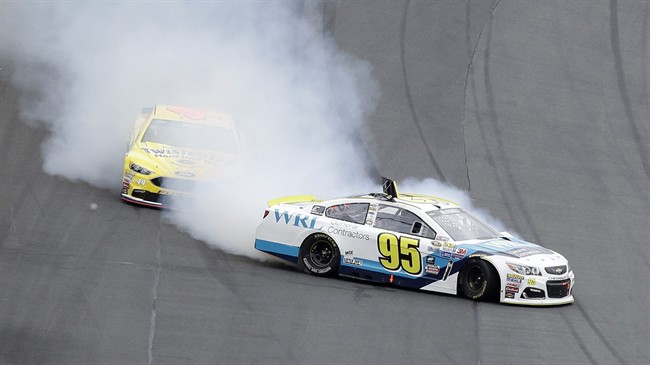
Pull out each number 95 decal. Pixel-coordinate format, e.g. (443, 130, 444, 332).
(377, 233, 422, 275)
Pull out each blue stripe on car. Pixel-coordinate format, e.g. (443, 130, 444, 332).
(255, 239, 300, 263)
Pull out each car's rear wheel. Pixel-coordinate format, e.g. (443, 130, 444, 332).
(299, 233, 340, 277)
(460, 259, 499, 301)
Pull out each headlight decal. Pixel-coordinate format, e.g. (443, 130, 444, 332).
(130, 162, 154, 175)
(506, 262, 542, 276)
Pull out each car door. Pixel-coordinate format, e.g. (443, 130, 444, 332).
(320, 202, 376, 268)
(363, 204, 437, 278)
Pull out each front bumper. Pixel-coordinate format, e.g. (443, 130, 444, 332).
(500, 272, 575, 306)
(121, 171, 194, 208)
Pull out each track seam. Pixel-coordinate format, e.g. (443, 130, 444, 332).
(400, 0, 447, 183)
(462, 0, 501, 192)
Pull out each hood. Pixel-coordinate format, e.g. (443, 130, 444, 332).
(137, 142, 240, 180)
(456, 237, 558, 260)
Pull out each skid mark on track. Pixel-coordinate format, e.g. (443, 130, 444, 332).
(572, 301, 625, 364)
(559, 310, 598, 364)
(609, 0, 650, 180)
(400, 0, 447, 183)
(147, 222, 162, 365)
(468, 4, 624, 363)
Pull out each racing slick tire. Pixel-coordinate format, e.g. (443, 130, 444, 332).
(460, 259, 499, 301)
(298, 233, 340, 277)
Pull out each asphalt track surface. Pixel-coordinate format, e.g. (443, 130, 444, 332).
(1, 1, 648, 364)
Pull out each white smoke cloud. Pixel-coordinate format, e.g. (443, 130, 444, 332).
(1, 1, 378, 257)
(1, 1, 512, 259)
(399, 177, 512, 235)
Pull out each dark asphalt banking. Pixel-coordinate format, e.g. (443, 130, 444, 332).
(1, 1, 648, 364)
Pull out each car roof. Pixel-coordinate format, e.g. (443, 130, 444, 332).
(335, 193, 460, 213)
(151, 105, 234, 128)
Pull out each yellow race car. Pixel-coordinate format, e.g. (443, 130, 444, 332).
(121, 105, 243, 208)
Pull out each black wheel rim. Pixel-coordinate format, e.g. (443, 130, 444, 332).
(309, 240, 333, 268)
(467, 266, 485, 292)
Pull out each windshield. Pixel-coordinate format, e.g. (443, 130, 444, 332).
(427, 208, 498, 241)
(142, 119, 238, 153)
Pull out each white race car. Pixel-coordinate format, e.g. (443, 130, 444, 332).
(255, 178, 574, 305)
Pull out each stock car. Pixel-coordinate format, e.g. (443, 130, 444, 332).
(121, 105, 243, 208)
(254, 178, 574, 305)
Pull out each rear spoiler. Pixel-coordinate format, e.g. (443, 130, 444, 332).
(382, 177, 459, 206)
(382, 177, 398, 201)
(267, 195, 322, 207)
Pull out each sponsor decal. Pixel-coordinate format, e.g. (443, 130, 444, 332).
(158, 190, 193, 198)
(505, 291, 515, 299)
(438, 242, 456, 259)
(365, 209, 376, 225)
(142, 148, 230, 165)
(326, 226, 370, 240)
(480, 240, 553, 257)
(442, 242, 456, 251)
(527, 278, 536, 286)
(426, 264, 440, 275)
(273, 210, 323, 229)
(175, 159, 199, 167)
(175, 171, 196, 178)
(506, 247, 550, 258)
(507, 273, 524, 283)
(552, 275, 570, 281)
(310, 205, 325, 215)
(452, 247, 467, 259)
(136, 179, 146, 186)
(505, 282, 520, 294)
(344, 257, 363, 266)
(343, 250, 363, 266)
(426, 256, 435, 264)
(331, 220, 359, 229)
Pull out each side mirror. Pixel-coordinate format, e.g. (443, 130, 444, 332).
(500, 231, 515, 239)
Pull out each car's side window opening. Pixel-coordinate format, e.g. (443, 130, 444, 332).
(325, 203, 369, 225)
(374, 205, 436, 239)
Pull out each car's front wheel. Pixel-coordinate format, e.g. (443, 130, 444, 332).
(299, 233, 340, 277)
(460, 259, 499, 301)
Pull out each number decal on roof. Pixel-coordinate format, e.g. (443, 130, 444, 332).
(377, 233, 422, 275)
